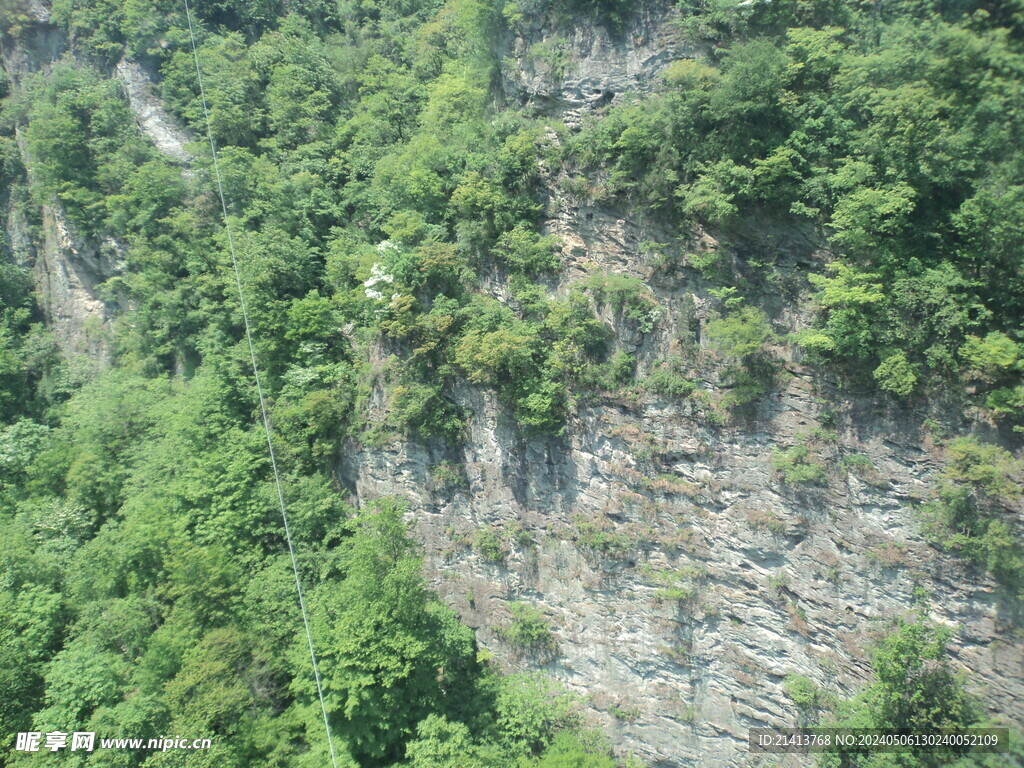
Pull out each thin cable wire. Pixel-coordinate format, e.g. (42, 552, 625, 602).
(182, 3, 338, 766)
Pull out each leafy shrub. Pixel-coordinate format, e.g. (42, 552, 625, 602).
(768, 571, 789, 596)
(686, 249, 725, 279)
(771, 443, 826, 485)
(706, 305, 775, 360)
(493, 673, 581, 755)
(494, 225, 560, 275)
(746, 508, 786, 534)
(960, 331, 1024, 421)
(455, 326, 539, 387)
(819, 618, 989, 767)
(572, 518, 634, 557)
(389, 383, 466, 442)
(920, 437, 1024, 596)
(799, 264, 886, 364)
(646, 358, 697, 399)
(873, 351, 917, 397)
(429, 460, 468, 493)
(500, 603, 557, 653)
(586, 273, 661, 333)
(840, 453, 873, 473)
(960, 332, 1020, 383)
(645, 565, 706, 607)
(474, 526, 506, 563)
(504, 0, 636, 34)
(679, 161, 742, 224)
(705, 304, 780, 407)
(602, 350, 636, 388)
(986, 385, 1024, 424)
(783, 673, 821, 713)
(527, 731, 617, 768)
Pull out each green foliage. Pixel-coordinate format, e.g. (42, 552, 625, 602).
(428, 460, 468, 493)
(523, 731, 618, 768)
(405, 714, 501, 768)
(873, 351, 917, 397)
(504, 0, 635, 33)
(312, 499, 483, 764)
(455, 325, 541, 388)
(3, 0, 1022, 764)
(494, 225, 560, 275)
(0, 0, 38, 38)
(22, 62, 162, 237)
(499, 603, 557, 654)
(0, 260, 64, 424)
(685, 248, 724, 279)
(783, 673, 823, 715)
(446, 288, 611, 433)
(705, 305, 774, 360)
(390, 382, 466, 442)
(646, 564, 705, 607)
(453, 320, 564, 432)
(586, 272, 660, 333)
(818, 618, 993, 768)
(798, 264, 886, 362)
(920, 437, 1024, 598)
(771, 443, 826, 485)
(474, 525, 506, 563)
(568, 3, 1024, 401)
(571, 517, 634, 557)
(645, 357, 697, 399)
(961, 332, 1022, 390)
(494, 673, 581, 755)
(705, 304, 778, 408)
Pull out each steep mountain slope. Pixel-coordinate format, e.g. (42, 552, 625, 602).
(1, 1, 1022, 767)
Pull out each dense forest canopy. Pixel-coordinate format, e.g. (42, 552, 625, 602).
(1, 0, 1023, 765)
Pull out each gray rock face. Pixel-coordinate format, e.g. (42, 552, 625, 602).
(342, 329, 1024, 768)
(24, 0, 51, 23)
(5, 199, 36, 268)
(32, 203, 122, 361)
(339, 8, 1023, 766)
(2, 4, 1020, 765)
(115, 59, 193, 165)
(0, 0, 63, 80)
(501, 0, 696, 125)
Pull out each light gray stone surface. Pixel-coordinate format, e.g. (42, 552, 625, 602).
(339, 360, 1023, 767)
(32, 203, 122, 361)
(115, 59, 194, 165)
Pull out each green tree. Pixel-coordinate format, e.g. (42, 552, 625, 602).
(312, 499, 483, 765)
(819, 618, 987, 768)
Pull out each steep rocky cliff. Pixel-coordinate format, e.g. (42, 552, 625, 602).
(30, 202, 124, 360)
(1, 3, 122, 361)
(114, 58, 193, 165)
(338, 8, 1024, 767)
(1, 10, 192, 361)
(2, 3, 1021, 767)
(500, 0, 693, 123)
(342, 247, 1024, 766)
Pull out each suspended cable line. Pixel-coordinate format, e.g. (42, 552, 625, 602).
(181, 3, 339, 766)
